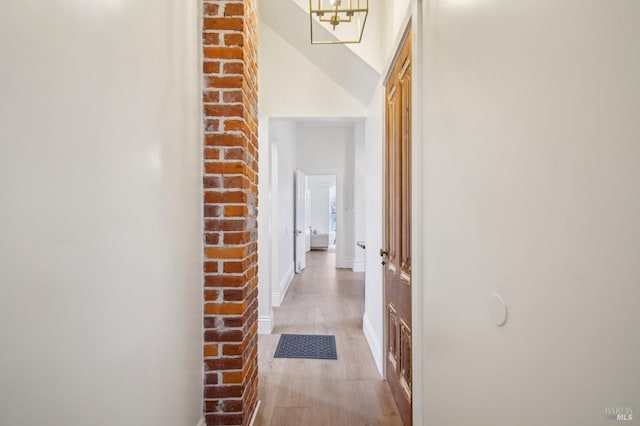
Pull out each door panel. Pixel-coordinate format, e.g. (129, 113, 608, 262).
(295, 170, 307, 273)
(388, 305, 399, 370)
(383, 30, 412, 426)
(400, 58, 412, 278)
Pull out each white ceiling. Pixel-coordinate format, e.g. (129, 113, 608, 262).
(258, 0, 381, 106)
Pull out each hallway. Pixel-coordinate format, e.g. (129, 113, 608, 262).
(256, 252, 402, 425)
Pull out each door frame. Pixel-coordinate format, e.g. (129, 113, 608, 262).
(300, 167, 344, 266)
(381, 3, 424, 425)
(410, 2, 424, 425)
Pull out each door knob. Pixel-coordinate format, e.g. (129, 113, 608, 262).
(380, 249, 388, 266)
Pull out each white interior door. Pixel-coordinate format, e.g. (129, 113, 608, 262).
(294, 169, 307, 273)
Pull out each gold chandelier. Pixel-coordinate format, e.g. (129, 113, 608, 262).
(309, 0, 369, 45)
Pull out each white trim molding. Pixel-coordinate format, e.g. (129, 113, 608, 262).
(272, 264, 294, 307)
(197, 417, 206, 426)
(363, 313, 384, 376)
(258, 313, 274, 335)
(335, 256, 354, 269)
(410, 1, 424, 425)
(249, 400, 262, 426)
(352, 259, 366, 272)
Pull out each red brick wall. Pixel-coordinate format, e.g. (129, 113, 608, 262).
(202, 1, 259, 425)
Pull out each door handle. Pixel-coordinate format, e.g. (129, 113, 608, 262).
(380, 249, 388, 265)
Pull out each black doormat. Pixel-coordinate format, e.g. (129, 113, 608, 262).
(274, 334, 337, 360)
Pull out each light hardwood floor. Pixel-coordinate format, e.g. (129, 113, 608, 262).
(255, 251, 402, 426)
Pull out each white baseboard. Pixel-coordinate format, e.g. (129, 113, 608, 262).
(271, 291, 282, 307)
(272, 264, 294, 307)
(280, 265, 294, 303)
(197, 417, 206, 426)
(352, 259, 365, 272)
(363, 312, 384, 377)
(258, 313, 274, 334)
(249, 400, 261, 426)
(336, 256, 354, 269)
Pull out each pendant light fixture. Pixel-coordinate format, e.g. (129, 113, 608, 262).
(309, 0, 369, 44)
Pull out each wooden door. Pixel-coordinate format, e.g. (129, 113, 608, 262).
(383, 29, 412, 426)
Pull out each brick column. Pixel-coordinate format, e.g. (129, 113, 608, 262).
(202, 1, 259, 425)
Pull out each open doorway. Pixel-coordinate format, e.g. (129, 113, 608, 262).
(307, 174, 337, 253)
(255, 116, 401, 423)
(294, 173, 338, 272)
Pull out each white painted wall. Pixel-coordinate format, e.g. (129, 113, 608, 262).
(258, 21, 367, 118)
(382, 0, 411, 63)
(0, 1, 202, 426)
(419, 1, 640, 425)
(353, 122, 367, 272)
(271, 119, 297, 306)
(363, 86, 385, 376)
(296, 122, 357, 269)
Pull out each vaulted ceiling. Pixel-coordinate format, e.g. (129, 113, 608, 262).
(258, 0, 382, 113)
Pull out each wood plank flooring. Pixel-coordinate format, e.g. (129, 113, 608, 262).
(255, 251, 402, 426)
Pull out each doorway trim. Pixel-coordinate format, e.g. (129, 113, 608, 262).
(410, 2, 424, 425)
(300, 168, 345, 267)
(306, 173, 338, 253)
